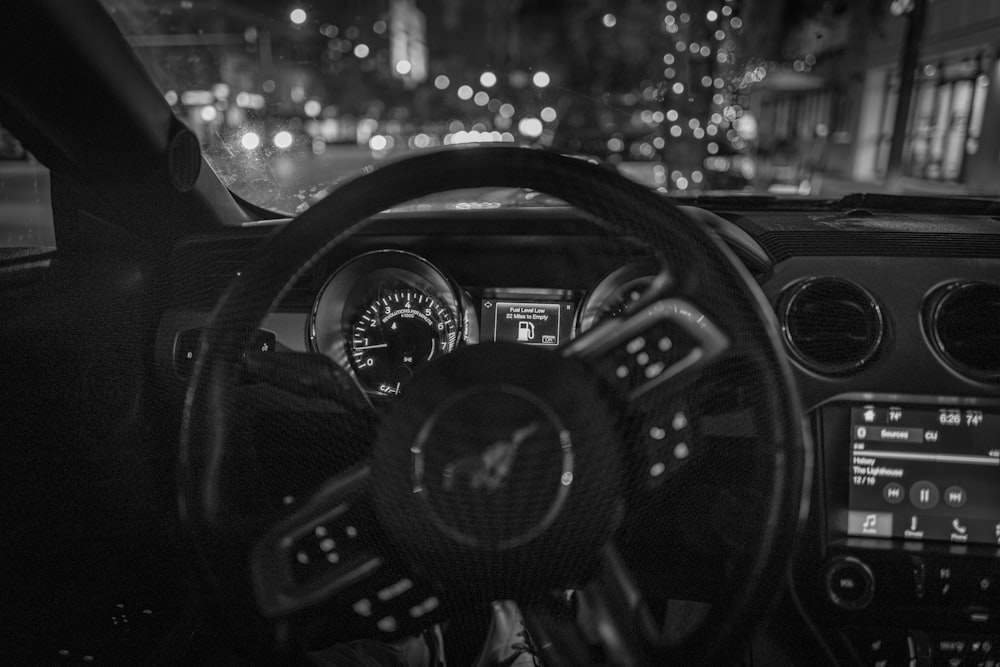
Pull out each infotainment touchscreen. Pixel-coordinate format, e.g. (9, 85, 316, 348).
(847, 404, 1000, 545)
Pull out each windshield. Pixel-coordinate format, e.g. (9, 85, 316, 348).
(101, 0, 1000, 215)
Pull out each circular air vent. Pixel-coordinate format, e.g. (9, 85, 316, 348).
(780, 277, 884, 375)
(924, 281, 1000, 383)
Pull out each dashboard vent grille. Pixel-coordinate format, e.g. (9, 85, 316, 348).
(780, 277, 884, 375)
(170, 235, 317, 310)
(759, 231, 1000, 262)
(925, 281, 1000, 383)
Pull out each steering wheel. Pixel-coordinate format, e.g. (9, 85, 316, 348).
(179, 146, 808, 665)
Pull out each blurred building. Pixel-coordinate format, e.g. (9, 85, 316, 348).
(853, 0, 1000, 192)
(750, 0, 1000, 194)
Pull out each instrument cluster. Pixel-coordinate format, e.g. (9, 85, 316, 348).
(309, 250, 662, 398)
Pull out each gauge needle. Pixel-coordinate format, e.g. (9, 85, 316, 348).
(354, 343, 388, 350)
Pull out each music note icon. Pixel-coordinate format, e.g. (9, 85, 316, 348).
(850, 510, 892, 537)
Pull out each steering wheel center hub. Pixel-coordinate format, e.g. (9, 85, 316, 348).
(412, 384, 574, 550)
(372, 343, 624, 594)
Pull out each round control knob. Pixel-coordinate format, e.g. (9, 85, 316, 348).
(825, 556, 875, 610)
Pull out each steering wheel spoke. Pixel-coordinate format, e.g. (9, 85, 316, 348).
(252, 465, 382, 616)
(242, 349, 372, 411)
(562, 296, 728, 402)
(251, 464, 445, 640)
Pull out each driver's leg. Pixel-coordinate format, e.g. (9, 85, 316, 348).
(308, 601, 539, 667)
(308, 632, 435, 667)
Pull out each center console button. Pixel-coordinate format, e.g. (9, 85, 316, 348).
(825, 556, 876, 610)
(846, 628, 915, 667)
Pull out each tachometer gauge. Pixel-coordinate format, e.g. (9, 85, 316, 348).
(310, 250, 474, 397)
(348, 288, 458, 395)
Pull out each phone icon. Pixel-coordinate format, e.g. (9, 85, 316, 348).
(952, 518, 968, 535)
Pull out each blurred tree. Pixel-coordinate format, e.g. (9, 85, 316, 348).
(512, 0, 747, 190)
(742, 0, 890, 62)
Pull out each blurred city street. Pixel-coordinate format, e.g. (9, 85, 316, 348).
(0, 146, 379, 247)
(2, 0, 996, 249)
(0, 142, 982, 249)
(304, 144, 382, 184)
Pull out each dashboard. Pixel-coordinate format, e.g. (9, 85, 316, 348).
(155, 203, 1000, 662)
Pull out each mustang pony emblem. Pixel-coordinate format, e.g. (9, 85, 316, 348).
(441, 422, 540, 493)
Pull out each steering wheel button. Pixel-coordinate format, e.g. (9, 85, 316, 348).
(644, 362, 666, 379)
(319, 538, 335, 552)
(345, 525, 358, 538)
(326, 553, 339, 564)
(377, 578, 413, 601)
(295, 551, 309, 565)
(636, 351, 650, 365)
(657, 336, 673, 351)
(615, 365, 629, 379)
(626, 337, 645, 354)
(353, 599, 372, 617)
(672, 412, 688, 430)
(376, 616, 397, 633)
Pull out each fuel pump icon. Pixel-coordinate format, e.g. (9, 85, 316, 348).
(517, 321, 535, 342)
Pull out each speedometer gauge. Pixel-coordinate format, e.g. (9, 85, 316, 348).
(348, 289, 458, 394)
(310, 250, 474, 397)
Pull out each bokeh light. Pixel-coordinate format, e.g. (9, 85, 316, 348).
(518, 117, 543, 138)
(304, 100, 322, 117)
(241, 132, 260, 150)
(273, 131, 293, 148)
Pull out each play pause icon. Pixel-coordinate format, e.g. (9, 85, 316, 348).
(909, 481, 939, 509)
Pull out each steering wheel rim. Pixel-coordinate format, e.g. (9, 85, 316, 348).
(179, 145, 809, 664)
